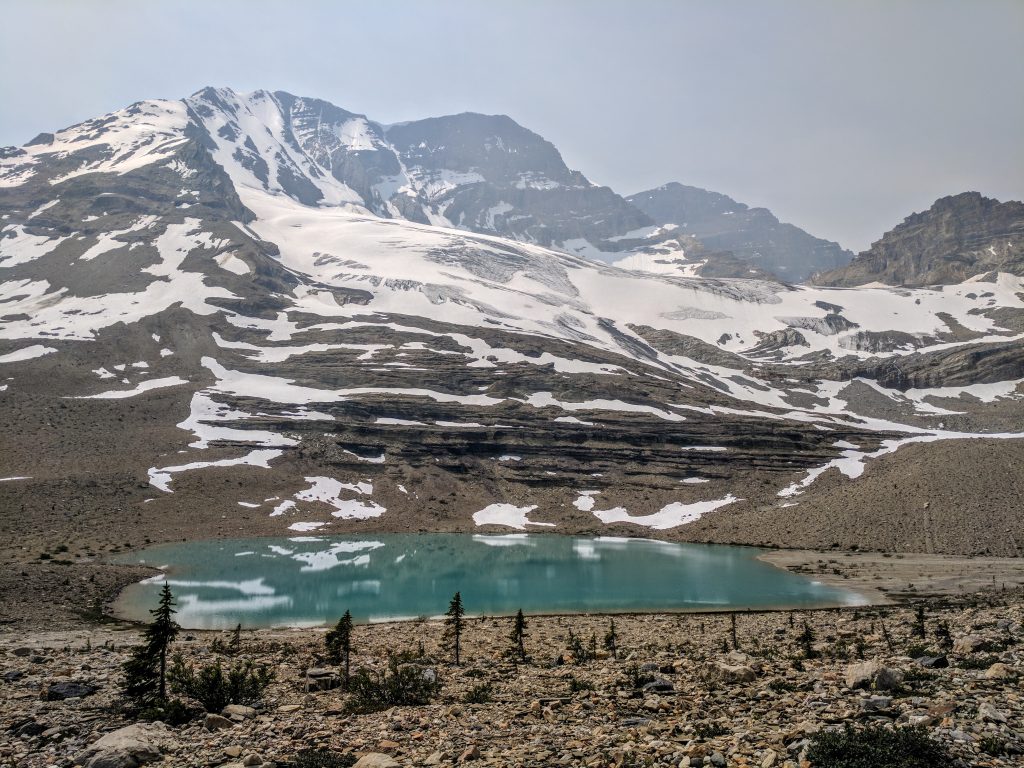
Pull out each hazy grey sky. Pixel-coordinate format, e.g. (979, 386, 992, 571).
(2, 0, 1021, 251)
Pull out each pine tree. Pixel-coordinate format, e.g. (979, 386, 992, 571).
(228, 623, 242, 656)
(509, 609, 527, 661)
(325, 610, 354, 683)
(602, 618, 618, 659)
(123, 582, 179, 706)
(798, 620, 818, 660)
(913, 605, 926, 639)
(443, 592, 465, 665)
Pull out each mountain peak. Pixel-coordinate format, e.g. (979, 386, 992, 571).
(815, 192, 1024, 286)
(627, 183, 852, 281)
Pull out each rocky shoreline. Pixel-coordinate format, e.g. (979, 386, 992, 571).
(2, 583, 1022, 767)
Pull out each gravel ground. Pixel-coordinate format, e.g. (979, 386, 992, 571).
(1, 590, 1022, 767)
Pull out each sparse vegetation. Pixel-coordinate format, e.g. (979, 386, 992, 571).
(508, 608, 527, 662)
(603, 618, 618, 659)
(289, 749, 357, 768)
(168, 655, 274, 712)
(344, 656, 441, 714)
(122, 582, 180, 711)
(806, 724, 952, 768)
(325, 610, 354, 682)
(443, 592, 465, 665)
(463, 681, 494, 703)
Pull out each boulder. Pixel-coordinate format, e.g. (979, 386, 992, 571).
(914, 655, 948, 669)
(712, 663, 757, 683)
(75, 723, 173, 768)
(953, 635, 987, 654)
(859, 695, 893, 713)
(304, 667, 341, 692)
(844, 661, 902, 691)
(44, 681, 98, 701)
(641, 678, 675, 693)
(222, 704, 257, 720)
(978, 702, 1008, 723)
(984, 662, 1011, 680)
(204, 713, 234, 731)
(353, 754, 401, 768)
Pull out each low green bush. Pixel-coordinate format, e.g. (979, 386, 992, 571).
(463, 682, 494, 703)
(289, 749, 357, 768)
(806, 724, 952, 768)
(344, 658, 441, 714)
(168, 654, 274, 712)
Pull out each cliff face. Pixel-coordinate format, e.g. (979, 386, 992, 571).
(816, 192, 1024, 287)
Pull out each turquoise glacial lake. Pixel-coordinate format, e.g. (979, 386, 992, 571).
(113, 534, 865, 629)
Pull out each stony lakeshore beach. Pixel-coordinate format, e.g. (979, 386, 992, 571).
(1, 570, 1022, 768)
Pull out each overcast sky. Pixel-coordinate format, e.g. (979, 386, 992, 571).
(2, 0, 1021, 251)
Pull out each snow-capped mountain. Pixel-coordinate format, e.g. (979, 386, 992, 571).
(1, 88, 1022, 554)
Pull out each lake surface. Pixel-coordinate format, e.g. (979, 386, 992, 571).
(113, 534, 866, 629)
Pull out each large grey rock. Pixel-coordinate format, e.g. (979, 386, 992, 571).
(304, 667, 341, 692)
(75, 722, 173, 768)
(204, 713, 234, 731)
(711, 662, 757, 684)
(844, 661, 902, 691)
(44, 680, 97, 700)
(222, 703, 257, 720)
(953, 635, 988, 654)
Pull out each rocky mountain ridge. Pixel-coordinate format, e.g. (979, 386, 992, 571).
(0, 87, 1023, 557)
(816, 192, 1024, 287)
(627, 182, 854, 282)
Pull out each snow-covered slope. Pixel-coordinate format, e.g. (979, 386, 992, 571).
(1, 87, 1022, 552)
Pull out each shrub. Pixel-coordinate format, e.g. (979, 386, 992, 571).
(463, 682, 494, 703)
(957, 654, 1001, 670)
(806, 724, 952, 768)
(695, 722, 729, 739)
(623, 662, 655, 690)
(290, 749, 357, 768)
(137, 697, 193, 726)
(168, 654, 274, 712)
(568, 675, 595, 693)
(344, 657, 441, 714)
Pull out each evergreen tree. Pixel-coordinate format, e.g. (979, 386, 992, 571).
(228, 623, 242, 656)
(443, 592, 465, 665)
(509, 609, 527, 661)
(602, 618, 618, 659)
(123, 582, 179, 706)
(913, 605, 927, 639)
(799, 620, 818, 660)
(325, 610, 355, 683)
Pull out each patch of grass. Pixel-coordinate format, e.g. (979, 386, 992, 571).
(806, 724, 952, 768)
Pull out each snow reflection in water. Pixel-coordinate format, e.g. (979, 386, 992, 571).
(115, 534, 866, 629)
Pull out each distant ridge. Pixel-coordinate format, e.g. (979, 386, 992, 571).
(815, 192, 1024, 287)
